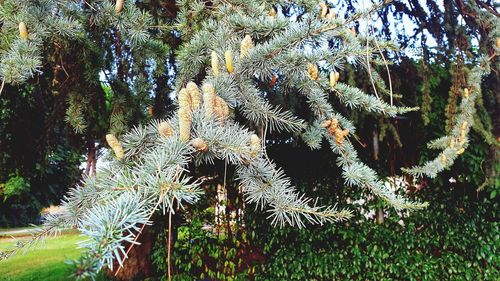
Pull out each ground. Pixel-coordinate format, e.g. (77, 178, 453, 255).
(0, 230, 83, 281)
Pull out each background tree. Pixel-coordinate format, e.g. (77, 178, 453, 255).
(0, 0, 176, 226)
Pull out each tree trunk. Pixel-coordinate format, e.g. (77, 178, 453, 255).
(107, 226, 155, 281)
(84, 140, 96, 177)
(375, 207, 384, 224)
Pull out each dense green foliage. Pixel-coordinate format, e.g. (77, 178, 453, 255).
(0, 86, 83, 226)
(157, 193, 498, 280)
(250, 194, 498, 280)
(246, 135, 498, 280)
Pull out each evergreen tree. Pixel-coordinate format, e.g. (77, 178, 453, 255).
(0, 0, 498, 280)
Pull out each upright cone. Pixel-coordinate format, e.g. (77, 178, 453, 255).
(269, 7, 276, 17)
(329, 72, 337, 88)
(225, 50, 234, 74)
(106, 134, 124, 160)
(215, 96, 229, 120)
(211, 51, 220, 76)
(186, 82, 202, 110)
(463, 88, 469, 99)
(178, 107, 191, 142)
(178, 88, 192, 111)
(202, 83, 217, 118)
(240, 35, 254, 58)
(191, 138, 208, 152)
(19, 22, 28, 39)
(440, 154, 447, 164)
(115, 0, 124, 13)
(326, 10, 336, 20)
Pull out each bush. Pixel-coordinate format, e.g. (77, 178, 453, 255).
(1, 174, 30, 200)
(150, 137, 498, 280)
(150, 185, 498, 280)
(248, 192, 498, 280)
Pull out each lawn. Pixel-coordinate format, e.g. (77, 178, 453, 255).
(0, 232, 84, 281)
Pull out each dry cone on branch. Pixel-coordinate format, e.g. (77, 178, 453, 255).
(191, 138, 208, 153)
(308, 63, 319, 80)
(321, 119, 338, 135)
(322, 118, 349, 144)
(334, 128, 349, 144)
(249, 134, 261, 158)
(319, 2, 328, 18)
(158, 121, 173, 138)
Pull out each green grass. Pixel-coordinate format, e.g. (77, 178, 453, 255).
(0, 226, 37, 232)
(0, 232, 84, 281)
